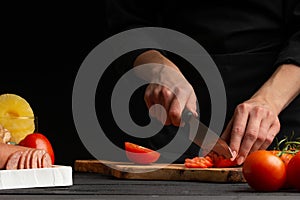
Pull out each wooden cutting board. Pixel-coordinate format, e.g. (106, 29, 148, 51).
(74, 160, 246, 183)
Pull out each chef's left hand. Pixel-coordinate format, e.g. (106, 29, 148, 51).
(221, 98, 280, 165)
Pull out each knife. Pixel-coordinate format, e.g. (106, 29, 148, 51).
(182, 109, 234, 159)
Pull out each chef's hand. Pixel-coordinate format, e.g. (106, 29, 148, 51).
(221, 99, 280, 165)
(144, 80, 197, 126)
(221, 64, 300, 165)
(134, 50, 198, 126)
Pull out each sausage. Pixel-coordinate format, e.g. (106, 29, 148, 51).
(37, 150, 45, 168)
(3, 145, 52, 170)
(25, 149, 35, 169)
(6, 150, 23, 170)
(30, 149, 39, 169)
(42, 152, 52, 168)
(18, 149, 30, 169)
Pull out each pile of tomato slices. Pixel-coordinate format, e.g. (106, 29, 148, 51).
(184, 152, 237, 168)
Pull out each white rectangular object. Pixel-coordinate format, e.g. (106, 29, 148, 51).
(0, 165, 73, 190)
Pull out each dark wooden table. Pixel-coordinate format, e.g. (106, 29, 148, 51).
(0, 172, 299, 199)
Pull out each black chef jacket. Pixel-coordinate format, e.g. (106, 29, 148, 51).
(102, 0, 300, 159)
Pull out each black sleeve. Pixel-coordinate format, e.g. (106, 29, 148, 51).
(274, 0, 300, 67)
(105, 0, 163, 35)
(105, 0, 166, 68)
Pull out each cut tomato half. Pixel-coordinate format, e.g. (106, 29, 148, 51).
(125, 142, 160, 164)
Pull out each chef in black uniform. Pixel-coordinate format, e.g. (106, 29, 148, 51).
(104, 0, 300, 165)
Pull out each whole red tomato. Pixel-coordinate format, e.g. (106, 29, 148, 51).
(19, 133, 55, 165)
(242, 150, 286, 191)
(286, 152, 300, 190)
(125, 142, 160, 164)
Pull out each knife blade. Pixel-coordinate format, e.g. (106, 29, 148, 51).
(182, 109, 234, 159)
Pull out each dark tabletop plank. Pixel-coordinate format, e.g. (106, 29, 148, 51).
(0, 172, 299, 199)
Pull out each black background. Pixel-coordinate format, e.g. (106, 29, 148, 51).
(1, 3, 110, 165)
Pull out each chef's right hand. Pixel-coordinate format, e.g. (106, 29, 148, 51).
(144, 81, 197, 126)
(134, 50, 198, 126)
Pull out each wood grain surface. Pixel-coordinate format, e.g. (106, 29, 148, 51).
(74, 160, 246, 183)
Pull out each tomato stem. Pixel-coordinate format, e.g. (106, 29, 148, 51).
(274, 131, 300, 156)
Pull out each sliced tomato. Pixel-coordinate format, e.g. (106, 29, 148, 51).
(184, 156, 213, 168)
(184, 151, 237, 168)
(211, 153, 237, 168)
(124, 142, 160, 164)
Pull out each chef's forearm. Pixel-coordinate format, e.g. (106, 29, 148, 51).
(134, 50, 180, 71)
(251, 64, 300, 115)
(133, 50, 187, 84)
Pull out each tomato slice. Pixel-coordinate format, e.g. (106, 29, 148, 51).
(124, 142, 160, 164)
(210, 153, 237, 168)
(213, 157, 237, 168)
(184, 156, 213, 168)
(184, 152, 237, 168)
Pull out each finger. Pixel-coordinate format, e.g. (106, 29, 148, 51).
(185, 92, 198, 117)
(237, 113, 262, 165)
(221, 119, 233, 142)
(145, 86, 156, 118)
(168, 98, 182, 126)
(249, 116, 272, 153)
(155, 104, 164, 124)
(168, 90, 188, 126)
(260, 119, 280, 150)
(144, 85, 154, 113)
(228, 104, 249, 159)
(160, 87, 174, 125)
(149, 85, 164, 121)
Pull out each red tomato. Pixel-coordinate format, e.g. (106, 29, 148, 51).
(209, 152, 237, 168)
(184, 156, 213, 168)
(270, 150, 294, 166)
(286, 152, 300, 190)
(213, 158, 237, 168)
(19, 133, 55, 165)
(125, 142, 160, 164)
(184, 152, 237, 168)
(242, 150, 286, 191)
